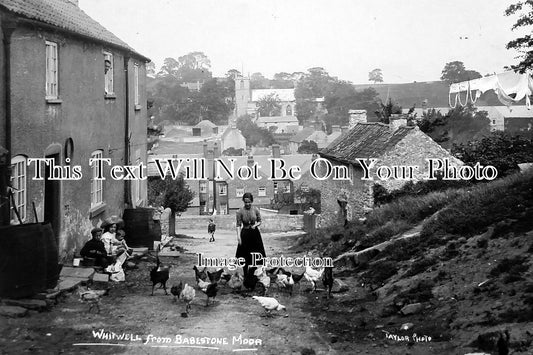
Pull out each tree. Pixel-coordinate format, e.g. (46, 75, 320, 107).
(297, 140, 319, 154)
(295, 67, 336, 123)
(256, 93, 282, 117)
(158, 57, 180, 78)
(452, 132, 533, 177)
(195, 78, 234, 124)
(147, 175, 195, 213)
(236, 115, 276, 147)
(505, 1, 533, 72)
(440, 61, 482, 84)
(250, 72, 269, 89)
(146, 62, 156, 78)
(368, 68, 384, 83)
(375, 98, 402, 124)
(225, 69, 241, 80)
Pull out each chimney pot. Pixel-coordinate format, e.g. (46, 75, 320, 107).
(247, 155, 254, 167)
(272, 144, 281, 158)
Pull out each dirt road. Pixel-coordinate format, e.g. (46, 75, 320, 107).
(0, 229, 454, 355)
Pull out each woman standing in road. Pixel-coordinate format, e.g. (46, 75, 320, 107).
(235, 192, 266, 279)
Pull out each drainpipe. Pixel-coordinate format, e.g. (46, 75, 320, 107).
(0, 18, 16, 225)
(123, 54, 131, 208)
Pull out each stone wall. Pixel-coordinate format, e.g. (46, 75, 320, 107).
(176, 213, 304, 233)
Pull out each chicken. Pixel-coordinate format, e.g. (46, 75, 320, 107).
(220, 269, 232, 285)
(180, 283, 196, 315)
(207, 268, 224, 283)
(193, 265, 208, 282)
(275, 272, 295, 296)
(171, 282, 183, 303)
(252, 296, 286, 317)
(292, 272, 305, 289)
(228, 272, 243, 291)
(150, 245, 170, 295)
(304, 266, 324, 292)
(255, 267, 270, 291)
(322, 266, 334, 299)
(197, 279, 218, 306)
(78, 287, 108, 313)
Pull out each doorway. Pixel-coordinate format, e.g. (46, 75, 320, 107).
(44, 153, 60, 243)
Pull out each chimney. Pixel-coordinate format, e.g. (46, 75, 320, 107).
(331, 125, 341, 133)
(349, 110, 367, 129)
(272, 144, 280, 158)
(203, 140, 208, 158)
(390, 115, 408, 132)
(247, 155, 254, 167)
(213, 142, 220, 158)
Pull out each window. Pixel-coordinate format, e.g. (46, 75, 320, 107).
(236, 188, 244, 198)
(286, 105, 292, 116)
(219, 184, 227, 196)
(220, 204, 227, 215)
(103, 52, 114, 95)
(199, 181, 207, 193)
(258, 186, 266, 196)
(284, 184, 291, 193)
(10, 156, 27, 223)
(134, 64, 140, 106)
(90, 150, 104, 207)
(45, 41, 58, 99)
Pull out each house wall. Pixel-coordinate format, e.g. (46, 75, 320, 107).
(377, 128, 463, 192)
(8, 24, 146, 260)
(318, 161, 372, 228)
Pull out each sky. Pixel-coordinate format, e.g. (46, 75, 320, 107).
(79, 0, 525, 84)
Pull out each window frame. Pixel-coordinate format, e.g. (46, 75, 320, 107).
(10, 155, 27, 223)
(258, 186, 266, 197)
(103, 51, 114, 95)
(236, 187, 244, 198)
(90, 150, 104, 208)
(45, 41, 59, 99)
(134, 63, 140, 106)
(219, 184, 227, 196)
(199, 181, 207, 194)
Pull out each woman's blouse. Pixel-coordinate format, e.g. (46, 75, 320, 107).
(236, 206, 261, 228)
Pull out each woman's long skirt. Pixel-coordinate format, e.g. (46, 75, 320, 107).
(235, 227, 266, 275)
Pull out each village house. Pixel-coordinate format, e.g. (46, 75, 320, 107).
(147, 144, 320, 216)
(0, 0, 149, 260)
(318, 112, 462, 227)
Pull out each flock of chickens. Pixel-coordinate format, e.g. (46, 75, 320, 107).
(79, 245, 335, 318)
(148, 248, 335, 317)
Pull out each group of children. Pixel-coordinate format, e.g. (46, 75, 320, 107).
(80, 222, 132, 269)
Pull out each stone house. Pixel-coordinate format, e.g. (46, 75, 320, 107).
(0, 0, 149, 260)
(318, 117, 462, 227)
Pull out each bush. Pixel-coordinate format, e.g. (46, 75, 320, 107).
(489, 256, 530, 277)
(361, 260, 398, 287)
(421, 170, 533, 238)
(394, 279, 435, 305)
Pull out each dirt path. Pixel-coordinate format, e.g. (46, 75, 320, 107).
(0, 228, 455, 355)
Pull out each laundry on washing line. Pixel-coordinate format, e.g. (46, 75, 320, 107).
(448, 71, 533, 108)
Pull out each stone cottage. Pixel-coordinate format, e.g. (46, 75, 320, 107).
(318, 116, 462, 227)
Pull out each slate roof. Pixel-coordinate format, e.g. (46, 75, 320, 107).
(319, 123, 414, 164)
(0, 0, 149, 61)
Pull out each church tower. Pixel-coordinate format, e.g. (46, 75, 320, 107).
(234, 76, 251, 118)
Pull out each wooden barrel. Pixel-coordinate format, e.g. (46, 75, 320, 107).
(42, 223, 59, 289)
(0, 223, 47, 299)
(122, 208, 160, 249)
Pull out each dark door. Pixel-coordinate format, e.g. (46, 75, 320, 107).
(44, 153, 60, 243)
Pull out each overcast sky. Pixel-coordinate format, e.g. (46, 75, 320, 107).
(79, 0, 524, 84)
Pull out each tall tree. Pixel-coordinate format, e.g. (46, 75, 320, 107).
(505, 1, 533, 72)
(146, 62, 156, 78)
(225, 69, 241, 80)
(368, 68, 384, 83)
(147, 175, 195, 213)
(158, 57, 180, 78)
(256, 93, 282, 117)
(250, 72, 270, 89)
(236, 115, 276, 147)
(295, 67, 336, 123)
(440, 61, 482, 84)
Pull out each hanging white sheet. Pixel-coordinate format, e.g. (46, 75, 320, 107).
(448, 71, 533, 108)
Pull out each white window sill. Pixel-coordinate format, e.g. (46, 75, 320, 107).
(89, 203, 106, 218)
(104, 93, 116, 100)
(46, 98, 62, 104)
(134, 104, 142, 111)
